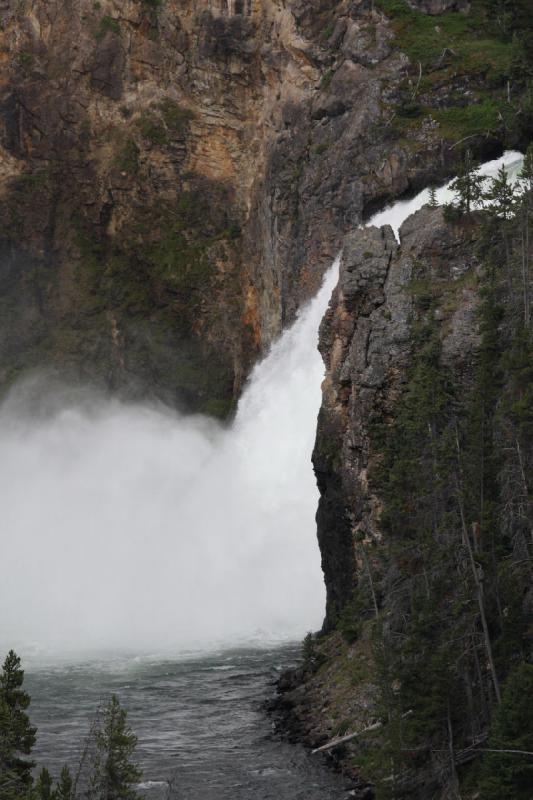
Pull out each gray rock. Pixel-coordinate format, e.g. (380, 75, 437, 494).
(314, 206, 481, 627)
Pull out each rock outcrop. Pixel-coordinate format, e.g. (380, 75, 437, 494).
(275, 207, 487, 790)
(0, 0, 508, 413)
(315, 206, 481, 627)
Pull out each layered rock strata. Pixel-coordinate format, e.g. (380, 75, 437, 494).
(0, 0, 505, 413)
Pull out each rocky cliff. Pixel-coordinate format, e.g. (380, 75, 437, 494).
(278, 192, 533, 798)
(315, 207, 481, 627)
(1, 0, 527, 413)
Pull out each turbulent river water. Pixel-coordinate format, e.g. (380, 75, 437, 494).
(25, 646, 353, 800)
(5, 152, 523, 798)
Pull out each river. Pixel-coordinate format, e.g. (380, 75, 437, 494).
(25, 645, 353, 799)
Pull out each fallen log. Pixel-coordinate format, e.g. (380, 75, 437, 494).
(311, 721, 383, 754)
(312, 711, 413, 755)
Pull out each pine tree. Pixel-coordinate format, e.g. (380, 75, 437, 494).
(479, 663, 533, 799)
(0, 651, 37, 800)
(518, 143, 533, 197)
(428, 185, 438, 208)
(486, 166, 516, 221)
(449, 150, 485, 215)
(55, 766, 73, 800)
(35, 768, 53, 800)
(88, 695, 141, 800)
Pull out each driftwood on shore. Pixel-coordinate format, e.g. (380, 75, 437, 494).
(311, 721, 383, 754)
(311, 711, 414, 755)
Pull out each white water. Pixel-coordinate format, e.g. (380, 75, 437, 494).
(0, 151, 522, 657)
(371, 149, 524, 236)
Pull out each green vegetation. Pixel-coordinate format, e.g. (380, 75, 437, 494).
(116, 138, 139, 175)
(376, 0, 533, 144)
(0, 651, 141, 800)
(479, 664, 533, 799)
(376, 0, 515, 76)
(88, 696, 141, 800)
(0, 651, 36, 798)
(94, 16, 120, 40)
(134, 102, 192, 147)
(448, 148, 486, 213)
(0, 151, 241, 418)
(68, 175, 239, 416)
(433, 98, 501, 140)
(158, 100, 194, 136)
(135, 112, 166, 146)
(18, 52, 33, 68)
(320, 69, 334, 91)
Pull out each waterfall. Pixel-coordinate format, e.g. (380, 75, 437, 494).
(0, 151, 522, 657)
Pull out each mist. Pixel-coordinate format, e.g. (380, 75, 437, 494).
(0, 265, 339, 657)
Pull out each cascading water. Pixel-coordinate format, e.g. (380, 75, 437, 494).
(0, 150, 523, 659)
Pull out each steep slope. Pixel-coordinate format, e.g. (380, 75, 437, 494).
(1, 0, 529, 413)
(279, 185, 533, 798)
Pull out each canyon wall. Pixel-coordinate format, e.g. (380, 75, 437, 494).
(0, 0, 515, 413)
(278, 197, 533, 798)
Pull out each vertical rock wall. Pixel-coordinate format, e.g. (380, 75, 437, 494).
(0, 0, 514, 411)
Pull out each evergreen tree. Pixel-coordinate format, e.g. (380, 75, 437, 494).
(479, 663, 533, 799)
(485, 165, 516, 221)
(0, 651, 37, 800)
(35, 768, 53, 800)
(518, 143, 533, 197)
(484, 0, 514, 34)
(88, 695, 141, 800)
(449, 150, 485, 215)
(54, 767, 73, 800)
(428, 186, 438, 208)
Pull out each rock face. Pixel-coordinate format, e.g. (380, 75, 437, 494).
(274, 208, 486, 797)
(0, 0, 498, 413)
(314, 206, 481, 627)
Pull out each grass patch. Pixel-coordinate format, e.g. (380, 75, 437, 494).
(375, 0, 514, 80)
(433, 97, 501, 139)
(374, 0, 526, 143)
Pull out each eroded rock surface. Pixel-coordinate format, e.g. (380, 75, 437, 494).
(315, 206, 481, 627)
(274, 208, 484, 795)
(0, 0, 497, 412)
